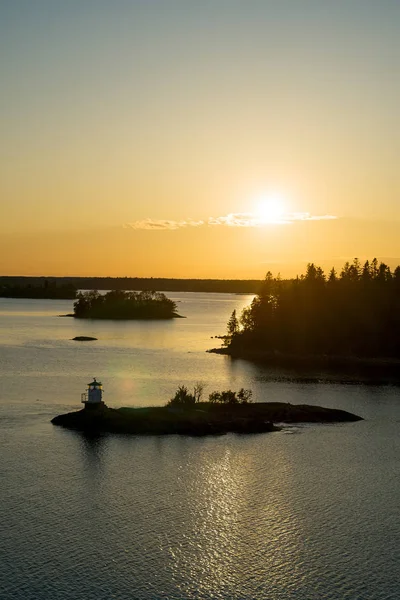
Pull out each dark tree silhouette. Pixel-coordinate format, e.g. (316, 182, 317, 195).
(226, 258, 400, 359)
(0, 282, 76, 299)
(73, 290, 180, 319)
(0, 276, 263, 294)
(227, 309, 239, 336)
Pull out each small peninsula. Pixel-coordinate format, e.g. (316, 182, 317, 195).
(212, 258, 400, 383)
(72, 290, 183, 319)
(51, 401, 362, 436)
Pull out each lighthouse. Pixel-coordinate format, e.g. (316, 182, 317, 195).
(81, 378, 105, 410)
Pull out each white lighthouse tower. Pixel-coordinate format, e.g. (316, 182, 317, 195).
(81, 378, 105, 410)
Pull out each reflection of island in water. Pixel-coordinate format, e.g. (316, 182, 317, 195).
(52, 402, 362, 436)
(209, 347, 400, 384)
(80, 431, 107, 459)
(78, 432, 106, 475)
(72, 290, 184, 319)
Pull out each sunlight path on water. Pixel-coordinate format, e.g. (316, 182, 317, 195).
(0, 294, 399, 598)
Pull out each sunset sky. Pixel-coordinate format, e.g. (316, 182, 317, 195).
(1, 1, 399, 278)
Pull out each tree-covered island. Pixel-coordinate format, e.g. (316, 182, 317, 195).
(73, 289, 183, 319)
(213, 258, 400, 378)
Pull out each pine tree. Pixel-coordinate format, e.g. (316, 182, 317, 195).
(227, 309, 239, 336)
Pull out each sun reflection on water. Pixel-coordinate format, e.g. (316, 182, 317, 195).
(165, 438, 304, 598)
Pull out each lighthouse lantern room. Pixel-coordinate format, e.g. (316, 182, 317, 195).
(81, 378, 104, 409)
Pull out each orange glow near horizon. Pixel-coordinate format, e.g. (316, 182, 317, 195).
(1, 3, 399, 277)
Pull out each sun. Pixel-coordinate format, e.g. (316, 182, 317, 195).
(255, 194, 286, 224)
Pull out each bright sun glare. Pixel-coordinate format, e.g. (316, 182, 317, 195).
(255, 194, 286, 223)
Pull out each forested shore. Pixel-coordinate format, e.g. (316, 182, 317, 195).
(0, 276, 261, 294)
(0, 281, 77, 299)
(220, 259, 400, 368)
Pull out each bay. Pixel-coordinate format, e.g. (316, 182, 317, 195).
(0, 294, 399, 599)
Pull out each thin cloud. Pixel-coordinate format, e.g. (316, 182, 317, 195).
(208, 212, 337, 226)
(294, 213, 337, 222)
(126, 218, 204, 230)
(125, 212, 337, 230)
(208, 213, 260, 227)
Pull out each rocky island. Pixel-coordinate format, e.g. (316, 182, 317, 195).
(51, 401, 362, 436)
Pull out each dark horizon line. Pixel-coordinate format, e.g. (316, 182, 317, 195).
(0, 275, 263, 282)
(0, 275, 263, 294)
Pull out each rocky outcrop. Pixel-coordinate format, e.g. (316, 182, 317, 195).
(51, 402, 362, 437)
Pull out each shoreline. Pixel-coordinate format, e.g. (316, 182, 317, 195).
(0, 276, 261, 294)
(208, 347, 400, 384)
(59, 312, 185, 319)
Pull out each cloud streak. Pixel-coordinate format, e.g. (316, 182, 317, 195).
(126, 212, 337, 230)
(125, 218, 204, 230)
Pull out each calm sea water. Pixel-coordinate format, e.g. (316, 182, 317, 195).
(1, 294, 399, 600)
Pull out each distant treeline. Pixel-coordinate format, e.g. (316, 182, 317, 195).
(74, 290, 180, 319)
(0, 276, 261, 294)
(225, 258, 400, 360)
(0, 281, 77, 299)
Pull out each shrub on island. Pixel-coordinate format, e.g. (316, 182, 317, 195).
(208, 388, 253, 404)
(73, 289, 181, 319)
(167, 384, 253, 406)
(167, 384, 204, 406)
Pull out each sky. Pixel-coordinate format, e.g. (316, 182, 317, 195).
(1, 0, 399, 278)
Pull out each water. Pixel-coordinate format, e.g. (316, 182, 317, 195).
(1, 294, 399, 599)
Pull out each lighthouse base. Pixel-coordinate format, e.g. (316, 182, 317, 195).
(83, 401, 106, 411)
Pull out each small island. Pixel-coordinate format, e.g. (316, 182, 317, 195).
(72, 336, 98, 341)
(51, 384, 362, 436)
(72, 290, 183, 319)
(51, 403, 362, 436)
